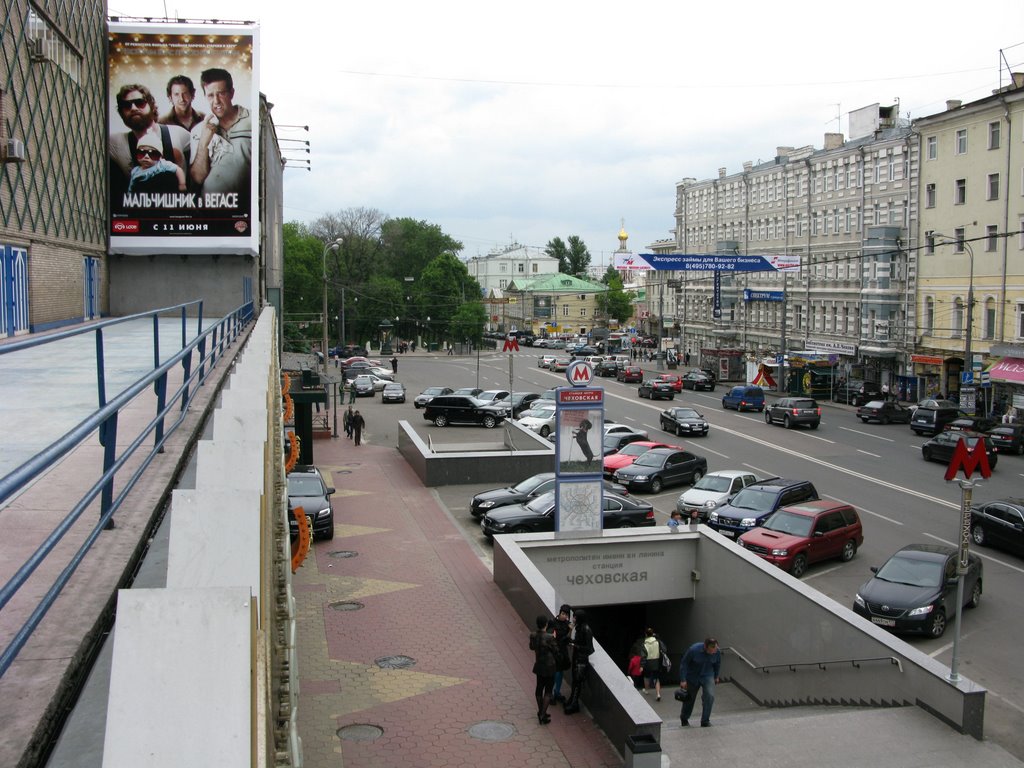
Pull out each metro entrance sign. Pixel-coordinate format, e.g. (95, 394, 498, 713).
(615, 252, 801, 273)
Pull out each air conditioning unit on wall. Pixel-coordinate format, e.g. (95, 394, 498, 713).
(30, 38, 52, 62)
(3, 138, 26, 163)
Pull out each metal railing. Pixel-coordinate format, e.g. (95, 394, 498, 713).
(727, 645, 903, 675)
(0, 300, 254, 678)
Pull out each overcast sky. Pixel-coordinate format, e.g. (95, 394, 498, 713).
(114, 1, 1023, 268)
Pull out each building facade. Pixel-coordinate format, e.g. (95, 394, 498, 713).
(503, 272, 609, 337)
(914, 79, 1024, 411)
(466, 243, 559, 295)
(652, 103, 919, 393)
(1, 0, 108, 335)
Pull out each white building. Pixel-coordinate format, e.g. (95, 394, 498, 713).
(466, 243, 559, 294)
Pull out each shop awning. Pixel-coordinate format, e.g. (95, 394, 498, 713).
(986, 357, 1024, 384)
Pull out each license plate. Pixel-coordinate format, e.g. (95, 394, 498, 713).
(871, 617, 896, 627)
(718, 530, 735, 538)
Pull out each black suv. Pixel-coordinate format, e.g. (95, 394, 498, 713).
(910, 402, 962, 436)
(423, 395, 507, 428)
(287, 465, 336, 541)
(764, 397, 821, 429)
(834, 380, 882, 406)
(706, 478, 819, 539)
(595, 360, 620, 377)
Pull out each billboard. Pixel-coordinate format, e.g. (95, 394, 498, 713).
(614, 252, 800, 272)
(108, 22, 259, 256)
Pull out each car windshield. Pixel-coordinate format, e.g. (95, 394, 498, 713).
(673, 409, 700, 419)
(862, 401, 885, 408)
(424, 387, 445, 395)
(618, 443, 652, 457)
(525, 405, 555, 418)
(633, 452, 667, 468)
(728, 488, 778, 512)
(526, 491, 556, 514)
(513, 475, 546, 493)
(874, 554, 943, 588)
(762, 510, 815, 537)
(692, 474, 733, 492)
(288, 476, 323, 496)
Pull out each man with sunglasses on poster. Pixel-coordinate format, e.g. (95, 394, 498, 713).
(109, 83, 191, 211)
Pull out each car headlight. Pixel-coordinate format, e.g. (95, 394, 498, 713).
(633, 474, 649, 481)
(707, 511, 719, 523)
(907, 605, 934, 617)
(740, 517, 757, 528)
(315, 507, 331, 519)
(854, 594, 865, 608)
(478, 501, 495, 509)
(703, 499, 718, 508)
(491, 521, 507, 530)
(771, 548, 788, 556)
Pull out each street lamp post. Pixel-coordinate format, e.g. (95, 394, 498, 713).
(322, 238, 343, 368)
(935, 233, 975, 412)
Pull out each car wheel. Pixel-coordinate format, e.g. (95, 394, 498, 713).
(511, 526, 531, 535)
(809, 422, 819, 430)
(764, 411, 772, 424)
(927, 609, 947, 638)
(840, 540, 857, 562)
(650, 477, 663, 494)
(922, 448, 932, 462)
(617, 521, 636, 528)
(790, 554, 808, 578)
(784, 415, 793, 428)
(540, 425, 550, 437)
(483, 415, 497, 429)
(676, 425, 684, 437)
(967, 580, 982, 609)
(1017, 443, 1024, 456)
(691, 469, 703, 484)
(433, 414, 448, 427)
(722, 399, 728, 409)
(971, 524, 986, 546)
(860, 417, 869, 423)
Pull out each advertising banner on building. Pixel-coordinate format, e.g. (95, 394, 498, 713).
(614, 252, 800, 272)
(107, 22, 259, 256)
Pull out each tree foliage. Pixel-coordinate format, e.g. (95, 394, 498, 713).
(545, 235, 591, 277)
(545, 237, 570, 274)
(597, 265, 636, 327)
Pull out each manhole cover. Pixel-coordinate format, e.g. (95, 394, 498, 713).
(374, 655, 416, 669)
(328, 550, 359, 559)
(467, 721, 516, 741)
(329, 601, 364, 612)
(337, 724, 383, 742)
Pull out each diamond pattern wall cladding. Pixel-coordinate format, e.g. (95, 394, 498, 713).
(1, 0, 106, 245)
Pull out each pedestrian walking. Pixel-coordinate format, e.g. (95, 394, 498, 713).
(447, 344, 454, 356)
(351, 410, 365, 446)
(529, 616, 558, 725)
(344, 406, 354, 439)
(551, 604, 572, 703)
(626, 640, 644, 690)
(641, 628, 666, 701)
(563, 609, 593, 715)
(348, 380, 357, 404)
(677, 636, 721, 727)
(390, 356, 398, 374)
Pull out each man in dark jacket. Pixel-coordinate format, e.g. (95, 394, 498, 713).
(678, 636, 721, 727)
(551, 604, 572, 703)
(530, 616, 558, 724)
(563, 609, 594, 715)
(351, 410, 365, 446)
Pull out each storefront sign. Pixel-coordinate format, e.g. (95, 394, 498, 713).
(806, 339, 856, 356)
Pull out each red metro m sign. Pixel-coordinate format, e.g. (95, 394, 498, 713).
(502, 337, 520, 352)
(944, 436, 993, 481)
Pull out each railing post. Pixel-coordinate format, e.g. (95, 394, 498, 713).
(95, 328, 107, 446)
(154, 372, 167, 452)
(180, 349, 193, 411)
(100, 412, 118, 528)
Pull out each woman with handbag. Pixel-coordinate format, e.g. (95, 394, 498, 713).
(529, 616, 558, 724)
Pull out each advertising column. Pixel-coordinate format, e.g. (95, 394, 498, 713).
(555, 361, 604, 534)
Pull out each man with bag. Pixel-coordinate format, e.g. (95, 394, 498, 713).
(641, 627, 669, 701)
(677, 636, 721, 727)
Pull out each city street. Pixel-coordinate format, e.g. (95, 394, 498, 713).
(339, 348, 1024, 760)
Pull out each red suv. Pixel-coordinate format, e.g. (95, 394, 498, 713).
(737, 500, 863, 578)
(657, 374, 683, 392)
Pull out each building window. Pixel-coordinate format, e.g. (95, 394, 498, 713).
(983, 298, 996, 340)
(988, 173, 999, 200)
(562, 305, 569, 317)
(954, 227, 966, 253)
(500, 263, 507, 272)
(925, 183, 936, 208)
(580, 307, 587, 317)
(986, 225, 998, 252)
(925, 297, 934, 335)
(796, 214, 804, 238)
(499, 279, 507, 289)
(955, 129, 968, 155)
(926, 136, 937, 160)
(26, 8, 82, 84)
(988, 121, 1000, 150)
(888, 154, 896, 180)
(875, 157, 886, 183)
(834, 167, 843, 190)
(1018, 304, 1024, 339)
(954, 178, 966, 205)
(795, 305, 803, 331)
(518, 263, 525, 273)
(952, 299, 964, 338)
(925, 232, 935, 254)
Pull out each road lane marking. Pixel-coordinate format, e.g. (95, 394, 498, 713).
(822, 494, 903, 525)
(922, 531, 1024, 574)
(840, 426, 896, 442)
(857, 449, 881, 458)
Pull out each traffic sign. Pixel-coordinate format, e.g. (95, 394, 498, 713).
(961, 371, 974, 385)
(502, 337, 520, 352)
(565, 361, 594, 387)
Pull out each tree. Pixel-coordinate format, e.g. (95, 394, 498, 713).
(451, 302, 487, 345)
(545, 237, 570, 274)
(418, 253, 481, 342)
(566, 236, 591, 277)
(596, 266, 636, 328)
(379, 217, 463, 282)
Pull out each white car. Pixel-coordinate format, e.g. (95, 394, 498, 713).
(603, 422, 648, 439)
(534, 338, 550, 348)
(539, 354, 557, 368)
(367, 366, 395, 381)
(676, 470, 759, 521)
(517, 403, 557, 437)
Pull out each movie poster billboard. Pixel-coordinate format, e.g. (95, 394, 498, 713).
(107, 22, 259, 256)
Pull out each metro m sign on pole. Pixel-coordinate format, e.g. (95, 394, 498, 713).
(502, 337, 520, 352)
(944, 436, 993, 481)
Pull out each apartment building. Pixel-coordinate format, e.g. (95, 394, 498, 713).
(650, 103, 917, 391)
(466, 243, 559, 295)
(914, 77, 1024, 410)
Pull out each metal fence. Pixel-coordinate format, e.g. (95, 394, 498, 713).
(0, 300, 254, 677)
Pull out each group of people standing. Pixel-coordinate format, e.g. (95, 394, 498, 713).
(342, 406, 365, 446)
(529, 609, 722, 729)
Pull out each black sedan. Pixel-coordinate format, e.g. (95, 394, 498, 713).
(613, 448, 707, 494)
(945, 415, 998, 433)
(681, 371, 715, 391)
(659, 407, 710, 437)
(638, 379, 675, 400)
(986, 424, 1024, 455)
(602, 431, 647, 456)
(852, 544, 982, 638)
(856, 400, 912, 424)
(970, 498, 1024, 555)
(480, 490, 654, 538)
(921, 431, 998, 470)
(471, 473, 630, 518)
